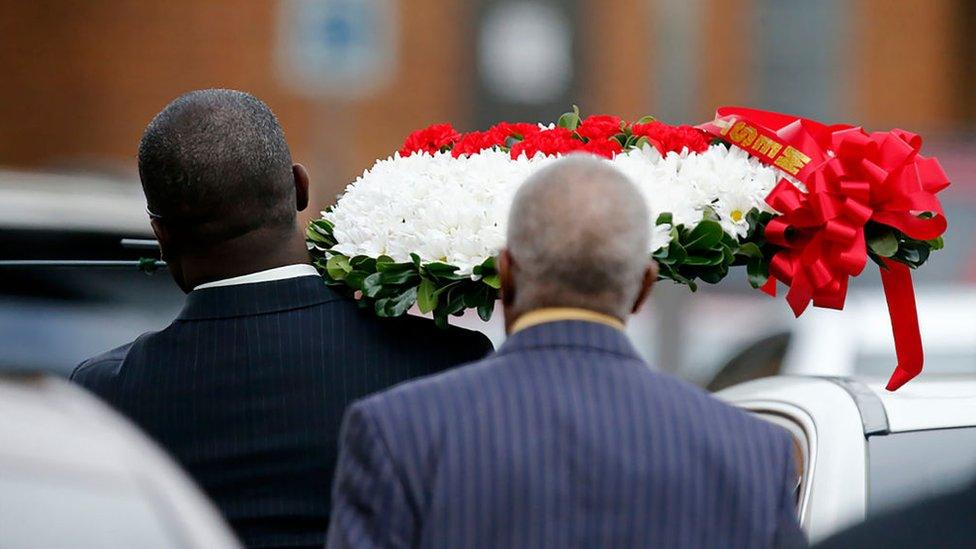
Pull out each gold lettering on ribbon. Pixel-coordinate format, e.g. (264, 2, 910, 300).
(751, 135, 783, 160)
(773, 146, 812, 175)
(729, 122, 758, 147)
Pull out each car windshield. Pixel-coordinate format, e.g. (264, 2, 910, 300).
(868, 427, 976, 515)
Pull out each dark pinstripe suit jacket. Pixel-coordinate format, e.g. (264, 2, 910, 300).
(71, 275, 493, 549)
(328, 320, 805, 549)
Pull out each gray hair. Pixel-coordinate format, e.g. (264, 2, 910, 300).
(506, 154, 651, 318)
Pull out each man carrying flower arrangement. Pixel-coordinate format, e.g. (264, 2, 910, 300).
(71, 89, 493, 549)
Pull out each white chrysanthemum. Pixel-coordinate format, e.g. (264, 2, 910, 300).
(325, 150, 557, 274)
(324, 145, 793, 274)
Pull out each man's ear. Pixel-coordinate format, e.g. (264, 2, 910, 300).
(150, 218, 170, 260)
(293, 163, 310, 212)
(498, 249, 516, 308)
(631, 261, 658, 314)
(151, 218, 188, 293)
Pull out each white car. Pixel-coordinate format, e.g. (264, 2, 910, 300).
(719, 375, 976, 544)
(0, 371, 240, 549)
(780, 287, 976, 378)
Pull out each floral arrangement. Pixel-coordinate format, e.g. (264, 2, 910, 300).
(308, 106, 949, 389)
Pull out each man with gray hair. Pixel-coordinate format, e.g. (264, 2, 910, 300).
(327, 154, 805, 548)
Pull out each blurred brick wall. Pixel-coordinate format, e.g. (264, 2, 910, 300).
(0, 0, 970, 206)
(0, 0, 466, 215)
(579, 0, 655, 121)
(851, 0, 958, 132)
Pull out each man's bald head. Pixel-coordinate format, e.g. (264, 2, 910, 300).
(503, 154, 655, 320)
(138, 89, 297, 247)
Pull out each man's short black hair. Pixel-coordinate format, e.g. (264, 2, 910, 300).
(138, 89, 295, 245)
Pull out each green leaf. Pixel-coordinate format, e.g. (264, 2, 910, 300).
(736, 242, 762, 259)
(417, 278, 438, 313)
(482, 274, 501, 289)
(463, 289, 483, 308)
(927, 236, 945, 251)
(868, 231, 899, 258)
(443, 289, 467, 316)
(380, 269, 419, 286)
(345, 271, 368, 291)
(350, 256, 377, 272)
(697, 268, 727, 284)
(305, 221, 337, 249)
(376, 260, 414, 273)
(424, 262, 466, 281)
(362, 272, 384, 298)
(682, 252, 724, 266)
(557, 106, 581, 131)
(325, 255, 352, 280)
(683, 220, 724, 252)
(472, 256, 496, 276)
(746, 257, 769, 289)
(477, 300, 495, 322)
(655, 212, 673, 226)
(387, 287, 418, 316)
(634, 115, 655, 125)
(661, 240, 687, 265)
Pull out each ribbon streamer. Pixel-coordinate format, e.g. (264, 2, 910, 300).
(699, 107, 949, 390)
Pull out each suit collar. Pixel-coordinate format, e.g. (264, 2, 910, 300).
(498, 319, 642, 360)
(178, 275, 340, 320)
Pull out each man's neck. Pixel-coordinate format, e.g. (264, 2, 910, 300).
(178, 227, 311, 290)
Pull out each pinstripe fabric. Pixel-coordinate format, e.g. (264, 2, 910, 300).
(70, 276, 493, 549)
(328, 320, 805, 549)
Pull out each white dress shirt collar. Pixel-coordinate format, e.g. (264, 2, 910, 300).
(193, 264, 320, 291)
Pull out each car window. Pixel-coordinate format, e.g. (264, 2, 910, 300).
(868, 427, 976, 515)
(0, 472, 180, 548)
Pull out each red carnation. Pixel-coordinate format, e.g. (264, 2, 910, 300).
(509, 127, 584, 159)
(399, 123, 461, 156)
(451, 130, 505, 158)
(488, 122, 542, 144)
(577, 115, 624, 141)
(582, 138, 623, 159)
(630, 121, 710, 155)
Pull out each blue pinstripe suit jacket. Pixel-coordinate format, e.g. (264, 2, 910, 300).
(71, 275, 493, 549)
(328, 320, 804, 549)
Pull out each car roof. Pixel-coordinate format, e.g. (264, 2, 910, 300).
(719, 375, 976, 434)
(862, 375, 976, 432)
(0, 169, 151, 235)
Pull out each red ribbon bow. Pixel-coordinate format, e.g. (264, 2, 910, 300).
(699, 107, 950, 390)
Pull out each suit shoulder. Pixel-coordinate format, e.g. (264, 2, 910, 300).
(71, 334, 147, 383)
